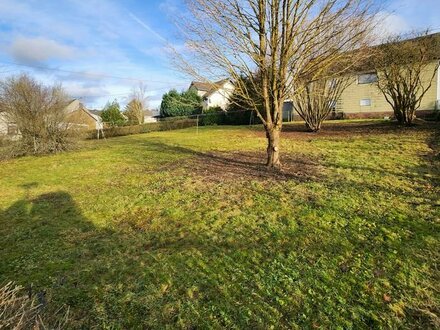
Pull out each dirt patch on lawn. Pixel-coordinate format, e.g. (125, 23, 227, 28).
(139, 141, 322, 183)
(258, 120, 439, 140)
(182, 150, 322, 183)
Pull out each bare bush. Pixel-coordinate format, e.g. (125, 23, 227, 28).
(125, 84, 149, 124)
(291, 41, 371, 132)
(0, 74, 74, 157)
(0, 282, 68, 329)
(293, 76, 352, 132)
(374, 32, 440, 125)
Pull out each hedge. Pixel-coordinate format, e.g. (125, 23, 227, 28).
(199, 110, 261, 126)
(87, 118, 197, 139)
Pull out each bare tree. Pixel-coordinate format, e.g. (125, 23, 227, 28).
(293, 76, 351, 132)
(374, 32, 440, 125)
(125, 84, 149, 124)
(175, 0, 378, 168)
(125, 99, 144, 124)
(0, 74, 72, 156)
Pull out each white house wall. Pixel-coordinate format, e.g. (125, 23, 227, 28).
(0, 113, 8, 135)
(205, 82, 235, 110)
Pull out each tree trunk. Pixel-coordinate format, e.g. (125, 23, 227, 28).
(266, 128, 281, 169)
(394, 108, 404, 125)
(305, 121, 321, 132)
(406, 109, 416, 126)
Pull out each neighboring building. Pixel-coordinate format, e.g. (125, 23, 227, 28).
(283, 33, 440, 121)
(189, 79, 235, 110)
(0, 111, 18, 138)
(282, 101, 295, 122)
(65, 100, 104, 131)
(143, 110, 157, 123)
(334, 33, 440, 119)
(335, 61, 439, 119)
(0, 99, 103, 139)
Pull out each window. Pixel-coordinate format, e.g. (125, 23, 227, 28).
(358, 73, 378, 84)
(329, 100, 337, 110)
(7, 123, 18, 136)
(360, 98, 371, 107)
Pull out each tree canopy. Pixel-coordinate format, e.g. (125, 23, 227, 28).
(125, 99, 144, 125)
(176, 0, 378, 168)
(101, 100, 126, 126)
(160, 89, 202, 117)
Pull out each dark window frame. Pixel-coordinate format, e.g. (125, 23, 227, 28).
(7, 123, 18, 136)
(358, 72, 378, 84)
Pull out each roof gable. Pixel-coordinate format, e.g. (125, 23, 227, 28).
(190, 79, 232, 97)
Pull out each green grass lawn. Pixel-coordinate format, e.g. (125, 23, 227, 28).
(0, 120, 439, 328)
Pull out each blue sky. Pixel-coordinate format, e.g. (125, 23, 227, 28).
(0, 0, 439, 109)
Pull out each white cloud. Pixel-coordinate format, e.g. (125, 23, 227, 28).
(373, 12, 410, 42)
(9, 36, 76, 64)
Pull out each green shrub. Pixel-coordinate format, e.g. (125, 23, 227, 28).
(160, 90, 202, 117)
(199, 109, 261, 126)
(101, 100, 126, 127)
(87, 119, 197, 139)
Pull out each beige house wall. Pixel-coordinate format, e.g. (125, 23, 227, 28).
(337, 61, 439, 115)
(66, 109, 97, 130)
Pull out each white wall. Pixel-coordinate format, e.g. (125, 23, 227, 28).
(0, 112, 8, 135)
(205, 81, 235, 110)
(144, 116, 157, 123)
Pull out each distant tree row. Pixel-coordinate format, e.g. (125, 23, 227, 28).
(101, 84, 150, 126)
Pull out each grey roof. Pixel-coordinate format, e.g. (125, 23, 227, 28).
(144, 109, 154, 117)
(88, 110, 102, 116)
(190, 79, 231, 97)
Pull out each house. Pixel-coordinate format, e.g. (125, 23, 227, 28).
(0, 99, 103, 139)
(0, 111, 18, 139)
(144, 109, 157, 123)
(189, 79, 235, 110)
(65, 99, 104, 131)
(281, 33, 440, 121)
(333, 33, 440, 119)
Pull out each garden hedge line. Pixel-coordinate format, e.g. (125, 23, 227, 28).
(87, 118, 197, 139)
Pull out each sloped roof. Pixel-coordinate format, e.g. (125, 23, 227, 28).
(77, 104, 102, 123)
(190, 81, 212, 91)
(381, 32, 440, 59)
(351, 32, 440, 73)
(190, 79, 231, 95)
(89, 109, 102, 116)
(144, 109, 154, 117)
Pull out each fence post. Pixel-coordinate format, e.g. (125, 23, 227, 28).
(196, 115, 199, 134)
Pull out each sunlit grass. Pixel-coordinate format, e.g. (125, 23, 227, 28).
(0, 120, 439, 328)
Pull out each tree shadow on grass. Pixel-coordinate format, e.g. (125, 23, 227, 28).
(124, 140, 323, 183)
(0, 191, 97, 325)
(1, 182, 439, 328)
(281, 120, 438, 137)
